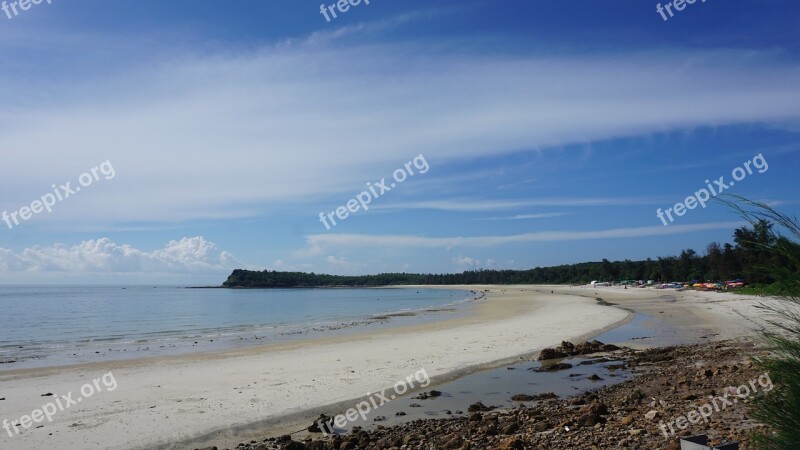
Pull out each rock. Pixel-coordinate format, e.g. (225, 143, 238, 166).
(680, 393, 698, 401)
(533, 421, 549, 432)
(537, 348, 568, 360)
(281, 442, 306, 450)
(576, 413, 604, 428)
(413, 389, 443, 400)
(533, 362, 573, 372)
(512, 393, 559, 401)
(625, 389, 646, 404)
(620, 416, 634, 425)
(442, 435, 465, 449)
(217, 340, 762, 450)
(588, 374, 603, 381)
(481, 423, 498, 436)
(307, 414, 332, 433)
(501, 422, 520, 434)
(533, 392, 558, 401)
(579, 403, 609, 416)
(539, 340, 624, 360)
(468, 401, 493, 412)
(497, 437, 526, 449)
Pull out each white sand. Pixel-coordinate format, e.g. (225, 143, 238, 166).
(0, 286, 628, 450)
(577, 284, 795, 340)
(1, 284, 788, 450)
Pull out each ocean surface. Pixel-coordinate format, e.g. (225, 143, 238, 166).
(0, 286, 473, 370)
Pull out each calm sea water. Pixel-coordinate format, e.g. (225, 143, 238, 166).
(0, 286, 471, 370)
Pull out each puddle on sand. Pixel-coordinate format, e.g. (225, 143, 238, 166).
(325, 355, 631, 434)
(319, 309, 698, 435)
(593, 312, 706, 347)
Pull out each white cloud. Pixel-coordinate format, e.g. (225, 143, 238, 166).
(0, 236, 243, 273)
(453, 254, 478, 268)
(476, 212, 569, 221)
(326, 255, 349, 266)
(453, 254, 496, 269)
(381, 198, 662, 212)
(1, 36, 799, 228)
(299, 221, 746, 255)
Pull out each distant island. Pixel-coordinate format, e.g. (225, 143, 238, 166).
(223, 220, 789, 288)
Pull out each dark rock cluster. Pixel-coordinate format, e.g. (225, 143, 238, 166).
(200, 341, 768, 450)
(537, 340, 620, 360)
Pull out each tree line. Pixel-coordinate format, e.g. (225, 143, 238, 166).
(222, 220, 799, 288)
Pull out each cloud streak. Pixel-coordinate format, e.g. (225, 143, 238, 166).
(475, 212, 568, 220)
(1, 34, 800, 227)
(299, 221, 746, 255)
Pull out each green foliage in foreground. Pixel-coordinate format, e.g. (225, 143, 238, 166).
(721, 197, 800, 449)
(732, 283, 800, 297)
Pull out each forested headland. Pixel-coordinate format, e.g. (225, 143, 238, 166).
(223, 220, 799, 288)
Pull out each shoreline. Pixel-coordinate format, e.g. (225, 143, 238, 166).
(0, 285, 629, 450)
(0, 287, 479, 372)
(254, 340, 767, 450)
(0, 285, 778, 450)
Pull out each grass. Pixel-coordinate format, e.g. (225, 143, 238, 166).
(728, 284, 800, 297)
(719, 196, 800, 449)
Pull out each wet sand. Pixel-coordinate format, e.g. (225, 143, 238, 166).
(0, 285, 785, 450)
(0, 286, 629, 450)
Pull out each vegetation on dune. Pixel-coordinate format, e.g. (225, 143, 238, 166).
(719, 197, 800, 449)
(223, 196, 800, 447)
(223, 219, 798, 288)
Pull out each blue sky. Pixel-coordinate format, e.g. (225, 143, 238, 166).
(1, 0, 799, 284)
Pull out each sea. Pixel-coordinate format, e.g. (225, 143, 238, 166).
(0, 286, 473, 370)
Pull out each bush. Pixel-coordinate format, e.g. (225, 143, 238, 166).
(722, 196, 800, 449)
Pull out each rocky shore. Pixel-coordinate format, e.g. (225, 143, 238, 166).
(206, 340, 771, 450)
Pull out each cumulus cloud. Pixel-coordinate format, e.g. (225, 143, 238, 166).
(453, 254, 496, 269)
(0, 236, 243, 273)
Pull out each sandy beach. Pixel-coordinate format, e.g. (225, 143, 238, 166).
(0, 285, 778, 450)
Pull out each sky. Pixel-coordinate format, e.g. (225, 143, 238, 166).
(0, 0, 799, 285)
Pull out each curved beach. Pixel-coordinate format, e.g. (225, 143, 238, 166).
(0, 286, 630, 450)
